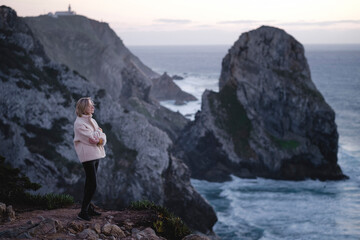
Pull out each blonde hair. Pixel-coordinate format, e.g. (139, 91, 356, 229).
(75, 97, 93, 117)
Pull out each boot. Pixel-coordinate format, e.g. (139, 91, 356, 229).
(88, 203, 101, 216)
(77, 210, 91, 221)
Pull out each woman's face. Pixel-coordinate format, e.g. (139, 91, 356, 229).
(84, 100, 95, 115)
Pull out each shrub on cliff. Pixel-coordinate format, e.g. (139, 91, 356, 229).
(130, 200, 191, 240)
(0, 155, 74, 209)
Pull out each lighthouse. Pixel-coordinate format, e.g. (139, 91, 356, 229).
(50, 4, 76, 17)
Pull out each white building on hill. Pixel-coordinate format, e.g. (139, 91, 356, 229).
(48, 5, 76, 17)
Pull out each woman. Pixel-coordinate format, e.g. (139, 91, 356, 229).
(73, 97, 106, 221)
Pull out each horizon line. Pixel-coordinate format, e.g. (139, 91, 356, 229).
(127, 43, 360, 47)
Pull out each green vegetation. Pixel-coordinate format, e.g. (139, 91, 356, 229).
(209, 81, 255, 158)
(0, 155, 74, 210)
(0, 36, 31, 76)
(43, 66, 60, 80)
(24, 193, 74, 210)
(130, 200, 191, 240)
(269, 135, 300, 150)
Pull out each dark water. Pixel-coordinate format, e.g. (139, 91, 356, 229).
(129, 44, 360, 240)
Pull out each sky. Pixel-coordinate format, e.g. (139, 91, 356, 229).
(2, 0, 360, 46)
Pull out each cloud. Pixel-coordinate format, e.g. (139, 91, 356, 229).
(217, 19, 360, 27)
(115, 27, 360, 45)
(155, 19, 192, 24)
(218, 20, 274, 24)
(280, 20, 360, 26)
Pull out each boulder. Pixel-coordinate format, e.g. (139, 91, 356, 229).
(102, 223, 126, 238)
(5, 206, 15, 222)
(0, 203, 6, 219)
(172, 74, 184, 80)
(0, 203, 15, 222)
(92, 222, 101, 234)
(68, 221, 84, 233)
(77, 228, 98, 240)
(132, 227, 166, 240)
(29, 218, 58, 236)
(174, 26, 347, 181)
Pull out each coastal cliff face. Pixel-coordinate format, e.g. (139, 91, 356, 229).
(23, 14, 155, 102)
(23, 15, 192, 141)
(0, 6, 217, 233)
(23, 15, 196, 103)
(175, 26, 347, 181)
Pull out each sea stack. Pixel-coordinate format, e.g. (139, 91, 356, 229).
(174, 26, 347, 181)
(151, 72, 197, 105)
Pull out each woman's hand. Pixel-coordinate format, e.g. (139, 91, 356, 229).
(89, 137, 99, 144)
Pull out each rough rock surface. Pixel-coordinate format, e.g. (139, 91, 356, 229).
(151, 72, 197, 105)
(0, 6, 216, 233)
(0, 206, 168, 239)
(0, 205, 215, 239)
(23, 15, 192, 138)
(174, 26, 347, 181)
(0, 203, 16, 222)
(24, 14, 155, 101)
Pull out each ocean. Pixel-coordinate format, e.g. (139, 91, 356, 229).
(129, 44, 360, 240)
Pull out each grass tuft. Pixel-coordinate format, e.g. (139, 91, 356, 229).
(208, 81, 255, 158)
(0, 155, 74, 210)
(269, 135, 300, 150)
(24, 193, 74, 210)
(130, 200, 191, 240)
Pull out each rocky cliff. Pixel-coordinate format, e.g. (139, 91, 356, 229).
(0, 6, 217, 234)
(24, 14, 155, 102)
(174, 26, 347, 181)
(23, 14, 191, 141)
(23, 14, 190, 141)
(23, 15, 196, 108)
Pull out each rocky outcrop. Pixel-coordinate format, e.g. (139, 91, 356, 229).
(0, 6, 216, 233)
(0, 206, 211, 239)
(151, 72, 197, 105)
(172, 75, 184, 80)
(163, 156, 217, 233)
(174, 26, 347, 181)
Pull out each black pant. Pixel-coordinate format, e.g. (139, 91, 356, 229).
(81, 159, 99, 212)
